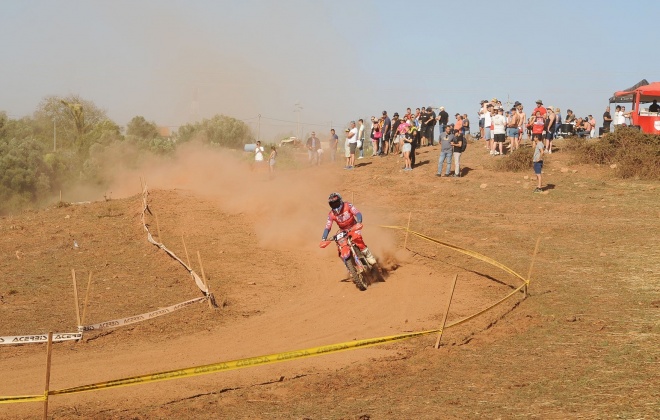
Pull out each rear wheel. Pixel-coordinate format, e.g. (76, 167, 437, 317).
(346, 258, 367, 291)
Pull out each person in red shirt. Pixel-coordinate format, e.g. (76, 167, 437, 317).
(531, 111, 545, 140)
(533, 99, 547, 117)
(320, 193, 376, 265)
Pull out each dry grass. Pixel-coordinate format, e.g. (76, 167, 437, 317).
(564, 128, 660, 179)
(494, 146, 534, 172)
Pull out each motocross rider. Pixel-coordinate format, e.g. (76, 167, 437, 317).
(320, 192, 377, 265)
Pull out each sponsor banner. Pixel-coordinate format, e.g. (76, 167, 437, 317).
(0, 332, 82, 346)
(81, 296, 207, 332)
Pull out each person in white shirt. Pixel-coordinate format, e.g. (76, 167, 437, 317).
(345, 121, 358, 169)
(254, 141, 265, 163)
(613, 105, 625, 128)
(491, 108, 507, 155)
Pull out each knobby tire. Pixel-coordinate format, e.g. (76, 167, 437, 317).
(346, 258, 367, 291)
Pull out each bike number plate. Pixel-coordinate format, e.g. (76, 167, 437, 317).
(335, 231, 346, 240)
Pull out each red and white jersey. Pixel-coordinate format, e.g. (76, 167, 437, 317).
(325, 202, 360, 231)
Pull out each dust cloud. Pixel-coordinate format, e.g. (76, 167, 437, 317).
(96, 142, 399, 259)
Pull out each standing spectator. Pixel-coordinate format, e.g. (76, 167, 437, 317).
(329, 128, 338, 162)
(404, 107, 413, 122)
(532, 133, 545, 193)
(454, 114, 463, 137)
(436, 125, 454, 177)
(478, 100, 488, 140)
(588, 115, 596, 138)
(613, 105, 624, 129)
(517, 103, 526, 144)
(381, 111, 391, 155)
(345, 121, 357, 169)
(402, 124, 414, 171)
(357, 119, 366, 159)
(554, 107, 563, 137)
(369, 117, 380, 156)
(491, 107, 507, 156)
(484, 103, 494, 150)
(268, 146, 277, 176)
(602, 106, 613, 134)
(254, 140, 265, 167)
(419, 107, 428, 147)
(391, 112, 402, 156)
(622, 106, 631, 126)
(451, 128, 465, 177)
(545, 108, 556, 153)
(436, 106, 449, 144)
(531, 111, 545, 141)
(395, 115, 410, 156)
(463, 114, 470, 138)
(533, 100, 547, 116)
(507, 107, 520, 151)
(306, 132, 321, 165)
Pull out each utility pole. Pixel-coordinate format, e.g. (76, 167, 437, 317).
(294, 102, 303, 139)
(257, 114, 261, 142)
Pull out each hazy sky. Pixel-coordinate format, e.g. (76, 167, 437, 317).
(1, 0, 658, 140)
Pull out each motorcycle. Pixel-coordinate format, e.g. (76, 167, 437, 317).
(320, 223, 374, 291)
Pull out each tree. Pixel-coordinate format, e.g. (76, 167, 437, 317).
(126, 116, 160, 140)
(175, 115, 253, 149)
(33, 94, 109, 151)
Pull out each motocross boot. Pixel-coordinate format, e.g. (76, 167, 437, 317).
(363, 247, 377, 265)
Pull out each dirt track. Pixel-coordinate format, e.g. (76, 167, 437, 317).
(1, 141, 658, 419)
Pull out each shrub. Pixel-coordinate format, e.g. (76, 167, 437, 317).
(564, 128, 659, 180)
(494, 146, 535, 172)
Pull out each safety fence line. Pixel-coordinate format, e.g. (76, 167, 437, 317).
(140, 186, 209, 295)
(380, 225, 529, 285)
(0, 226, 529, 404)
(0, 333, 82, 346)
(0, 189, 213, 347)
(80, 296, 208, 332)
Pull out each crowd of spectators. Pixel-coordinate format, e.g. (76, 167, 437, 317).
(308, 98, 613, 189)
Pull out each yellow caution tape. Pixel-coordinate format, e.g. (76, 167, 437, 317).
(0, 226, 529, 404)
(381, 226, 529, 285)
(48, 329, 440, 397)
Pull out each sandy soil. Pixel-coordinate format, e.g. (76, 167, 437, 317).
(1, 139, 658, 419)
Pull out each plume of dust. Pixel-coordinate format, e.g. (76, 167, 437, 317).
(103, 141, 336, 252)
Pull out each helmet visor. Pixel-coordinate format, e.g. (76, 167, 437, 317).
(329, 197, 342, 210)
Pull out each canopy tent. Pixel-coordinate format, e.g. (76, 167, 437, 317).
(609, 79, 660, 103)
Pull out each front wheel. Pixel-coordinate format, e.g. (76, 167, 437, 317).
(346, 258, 367, 291)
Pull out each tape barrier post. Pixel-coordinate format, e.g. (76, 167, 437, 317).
(71, 269, 82, 336)
(435, 273, 458, 349)
(196, 251, 216, 309)
(43, 332, 53, 420)
(525, 237, 541, 297)
(403, 212, 412, 250)
(181, 235, 191, 268)
(81, 271, 93, 327)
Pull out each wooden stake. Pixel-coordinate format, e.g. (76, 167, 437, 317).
(434, 273, 458, 349)
(197, 251, 214, 309)
(525, 237, 541, 297)
(155, 213, 162, 243)
(403, 212, 412, 249)
(81, 271, 93, 326)
(181, 235, 191, 268)
(59, 190, 62, 203)
(43, 332, 53, 420)
(71, 269, 81, 328)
